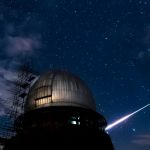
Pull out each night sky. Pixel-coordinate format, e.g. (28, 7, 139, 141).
(0, 0, 150, 149)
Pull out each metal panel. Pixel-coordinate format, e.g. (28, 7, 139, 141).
(25, 70, 96, 111)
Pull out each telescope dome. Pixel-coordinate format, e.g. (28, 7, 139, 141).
(25, 70, 96, 112)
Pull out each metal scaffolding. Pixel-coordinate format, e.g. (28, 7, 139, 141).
(0, 62, 37, 139)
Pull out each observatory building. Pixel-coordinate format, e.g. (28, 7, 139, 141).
(4, 70, 114, 150)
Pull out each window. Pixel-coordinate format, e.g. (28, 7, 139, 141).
(35, 96, 52, 106)
(71, 121, 77, 125)
(68, 116, 80, 125)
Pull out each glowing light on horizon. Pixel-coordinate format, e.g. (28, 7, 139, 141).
(105, 104, 150, 131)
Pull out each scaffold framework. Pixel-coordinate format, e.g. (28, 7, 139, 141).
(0, 62, 37, 139)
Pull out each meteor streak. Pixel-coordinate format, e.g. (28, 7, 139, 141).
(105, 104, 150, 131)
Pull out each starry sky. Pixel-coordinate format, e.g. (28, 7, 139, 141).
(0, 0, 150, 149)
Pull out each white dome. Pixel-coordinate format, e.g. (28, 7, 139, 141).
(25, 70, 96, 112)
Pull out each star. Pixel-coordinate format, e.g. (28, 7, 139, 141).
(132, 128, 136, 132)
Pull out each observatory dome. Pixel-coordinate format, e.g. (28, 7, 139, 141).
(25, 70, 96, 112)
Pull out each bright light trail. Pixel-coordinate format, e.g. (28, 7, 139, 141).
(105, 104, 150, 131)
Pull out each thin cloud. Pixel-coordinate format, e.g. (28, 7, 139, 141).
(0, 60, 18, 116)
(132, 134, 150, 145)
(1, 21, 42, 57)
(5, 35, 41, 57)
(0, 67, 17, 82)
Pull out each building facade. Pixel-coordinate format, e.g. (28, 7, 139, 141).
(4, 70, 114, 150)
